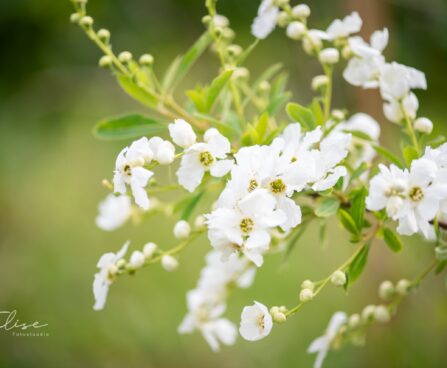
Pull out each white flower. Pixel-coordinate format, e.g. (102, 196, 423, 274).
(239, 301, 273, 341)
(307, 312, 347, 368)
(178, 295, 237, 352)
(379, 62, 427, 101)
(206, 189, 286, 267)
(343, 29, 388, 88)
(113, 138, 154, 210)
(326, 12, 362, 39)
(251, 0, 279, 40)
(95, 194, 132, 231)
(169, 119, 196, 148)
(93, 241, 129, 311)
(173, 220, 191, 240)
(148, 136, 175, 165)
(177, 128, 233, 192)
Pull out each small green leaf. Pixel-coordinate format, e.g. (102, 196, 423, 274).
(315, 197, 340, 218)
(373, 145, 405, 168)
(180, 191, 205, 221)
(252, 63, 283, 90)
(286, 102, 316, 130)
(403, 146, 420, 166)
(350, 187, 368, 230)
(117, 75, 158, 109)
(186, 89, 207, 112)
(205, 69, 234, 112)
(255, 112, 269, 143)
(311, 98, 324, 126)
(346, 243, 370, 284)
(94, 114, 166, 140)
(435, 260, 447, 275)
(383, 228, 403, 253)
(338, 209, 359, 235)
(162, 32, 212, 92)
(344, 130, 374, 141)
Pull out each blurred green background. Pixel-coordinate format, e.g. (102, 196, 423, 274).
(1, 0, 446, 366)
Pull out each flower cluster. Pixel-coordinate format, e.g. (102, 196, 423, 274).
(69, 0, 447, 365)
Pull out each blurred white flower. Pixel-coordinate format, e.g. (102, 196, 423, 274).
(93, 241, 129, 311)
(148, 136, 176, 165)
(326, 12, 362, 39)
(177, 128, 233, 192)
(129, 250, 145, 269)
(173, 220, 191, 240)
(239, 301, 273, 341)
(113, 138, 154, 210)
(95, 194, 132, 231)
(251, 0, 279, 40)
(169, 119, 197, 148)
(307, 312, 347, 368)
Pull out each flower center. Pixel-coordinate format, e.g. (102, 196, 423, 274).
(240, 217, 254, 233)
(248, 179, 259, 192)
(385, 185, 404, 198)
(269, 178, 286, 194)
(409, 186, 424, 202)
(199, 151, 215, 167)
(123, 164, 132, 176)
(256, 314, 265, 330)
(291, 156, 297, 163)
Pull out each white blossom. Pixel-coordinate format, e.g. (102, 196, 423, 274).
(307, 312, 347, 368)
(113, 138, 154, 210)
(148, 136, 176, 165)
(239, 301, 273, 341)
(177, 128, 233, 192)
(129, 250, 145, 269)
(95, 194, 132, 231)
(326, 12, 362, 40)
(93, 241, 129, 311)
(169, 119, 196, 148)
(251, 0, 279, 40)
(173, 220, 191, 240)
(161, 255, 179, 272)
(414, 117, 433, 134)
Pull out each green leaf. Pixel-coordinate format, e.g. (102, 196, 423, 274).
(236, 39, 259, 66)
(286, 102, 316, 130)
(346, 243, 370, 284)
(311, 98, 324, 125)
(162, 32, 212, 92)
(255, 112, 269, 143)
(344, 130, 374, 141)
(266, 93, 291, 115)
(435, 260, 447, 275)
(383, 228, 403, 253)
(373, 145, 405, 168)
(252, 63, 283, 89)
(403, 145, 420, 166)
(338, 208, 359, 235)
(94, 114, 166, 140)
(205, 69, 234, 112)
(349, 162, 369, 183)
(180, 191, 205, 221)
(117, 75, 158, 109)
(315, 197, 340, 218)
(186, 89, 207, 112)
(350, 187, 368, 230)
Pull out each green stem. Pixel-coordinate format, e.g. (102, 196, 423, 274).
(323, 65, 333, 122)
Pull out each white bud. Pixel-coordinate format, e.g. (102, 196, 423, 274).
(168, 119, 196, 148)
(233, 67, 250, 80)
(402, 92, 419, 120)
(270, 306, 280, 315)
(277, 11, 290, 28)
(330, 270, 347, 287)
(139, 54, 154, 66)
(286, 21, 306, 40)
(301, 279, 314, 291)
(227, 44, 243, 57)
(396, 279, 411, 295)
(319, 48, 340, 64)
(79, 16, 93, 27)
(118, 51, 133, 63)
(292, 4, 311, 18)
(348, 313, 361, 328)
(161, 255, 178, 272)
(414, 117, 433, 134)
(129, 251, 145, 269)
(279, 305, 287, 313)
(361, 305, 376, 321)
(155, 141, 175, 165)
(194, 215, 206, 230)
(331, 109, 346, 121)
(342, 45, 352, 59)
(97, 28, 110, 43)
(299, 288, 314, 302)
(258, 80, 271, 92)
(174, 220, 191, 240)
(213, 14, 229, 28)
(70, 13, 81, 24)
(379, 280, 395, 300)
(143, 242, 157, 258)
(374, 305, 391, 323)
(303, 31, 322, 55)
(99, 55, 112, 68)
(272, 311, 287, 323)
(312, 75, 329, 91)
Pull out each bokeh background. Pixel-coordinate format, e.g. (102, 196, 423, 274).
(1, 0, 446, 367)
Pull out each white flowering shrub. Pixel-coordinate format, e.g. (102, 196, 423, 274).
(71, 0, 447, 365)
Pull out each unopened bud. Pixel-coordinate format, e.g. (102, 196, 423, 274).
(161, 255, 178, 272)
(301, 279, 314, 291)
(435, 245, 447, 261)
(129, 251, 145, 269)
(361, 305, 376, 321)
(118, 51, 133, 63)
(312, 75, 329, 91)
(101, 179, 113, 190)
(330, 270, 347, 287)
(70, 13, 81, 24)
(299, 288, 313, 302)
(194, 215, 206, 230)
(227, 44, 242, 57)
(174, 220, 191, 240)
(116, 259, 126, 270)
(139, 53, 154, 66)
(319, 48, 340, 64)
(258, 80, 271, 92)
(379, 280, 395, 300)
(277, 12, 290, 28)
(331, 110, 346, 121)
(414, 117, 433, 134)
(270, 306, 280, 315)
(279, 306, 287, 313)
(97, 28, 110, 43)
(396, 279, 411, 295)
(348, 313, 361, 328)
(99, 55, 113, 68)
(286, 21, 306, 40)
(233, 67, 249, 80)
(143, 242, 157, 258)
(272, 311, 287, 323)
(292, 4, 311, 18)
(79, 16, 94, 27)
(374, 305, 391, 323)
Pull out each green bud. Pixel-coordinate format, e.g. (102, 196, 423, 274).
(70, 13, 81, 24)
(139, 53, 154, 66)
(361, 305, 376, 321)
(79, 16, 94, 28)
(348, 313, 361, 328)
(99, 55, 112, 68)
(299, 288, 313, 303)
(301, 279, 314, 291)
(379, 280, 395, 300)
(272, 311, 287, 324)
(118, 51, 132, 63)
(97, 28, 110, 43)
(330, 270, 347, 287)
(374, 305, 391, 323)
(396, 279, 411, 295)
